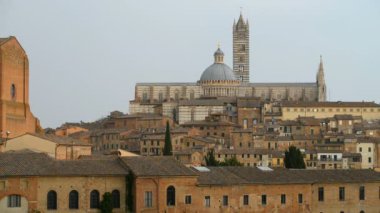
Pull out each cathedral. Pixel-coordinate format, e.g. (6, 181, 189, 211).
(130, 13, 327, 120)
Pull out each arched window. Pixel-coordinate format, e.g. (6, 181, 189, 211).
(90, 190, 100, 209)
(112, 190, 120, 208)
(47, 190, 57, 210)
(11, 84, 16, 99)
(69, 190, 79, 209)
(166, 186, 175, 206)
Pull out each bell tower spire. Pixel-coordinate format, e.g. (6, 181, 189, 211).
(317, 55, 327, 101)
(233, 11, 250, 84)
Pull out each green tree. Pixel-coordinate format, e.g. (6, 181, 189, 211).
(204, 149, 219, 166)
(219, 156, 243, 166)
(99, 192, 113, 213)
(284, 146, 306, 169)
(163, 121, 172, 156)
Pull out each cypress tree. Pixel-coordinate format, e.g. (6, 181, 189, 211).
(284, 146, 306, 169)
(204, 149, 219, 166)
(99, 192, 113, 213)
(163, 121, 172, 156)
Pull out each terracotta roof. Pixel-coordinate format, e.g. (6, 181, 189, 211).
(282, 101, 380, 108)
(181, 120, 236, 127)
(189, 136, 218, 144)
(121, 156, 197, 177)
(179, 99, 228, 106)
(357, 137, 380, 143)
(249, 82, 316, 87)
(216, 148, 283, 156)
(196, 167, 380, 185)
(9, 133, 91, 146)
(334, 114, 354, 120)
(237, 99, 262, 108)
(0, 150, 128, 177)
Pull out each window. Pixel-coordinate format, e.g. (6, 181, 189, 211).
(222, 195, 228, 206)
(167, 186, 176, 206)
(90, 190, 100, 209)
(204, 196, 210, 207)
(240, 44, 245, 51)
(239, 65, 244, 72)
(243, 195, 249, 205)
(190, 92, 194, 100)
(11, 84, 16, 99)
(359, 186, 365, 200)
(261, 195, 267, 205)
(281, 194, 286, 204)
(318, 187, 324, 201)
(359, 147, 362, 152)
(243, 119, 248, 129)
(142, 92, 148, 101)
(47, 190, 57, 210)
(144, 191, 153, 207)
(368, 147, 372, 152)
(339, 187, 345, 201)
(368, 157, 372, 163)
(69, 190, 79, 209)
(185, 195, 192, 204)
(112, 190, 120, 208)
(298, 194, 303, 204)
(8, 195, 21, 208)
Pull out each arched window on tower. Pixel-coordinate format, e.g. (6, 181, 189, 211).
(90, 190, 100, 209)
(167, 186, 176, 206)
(239, 65, 244, 72)
(69, 190, 79, 209)
(47, 190, 57, 210)
(11, 84, 16, 100)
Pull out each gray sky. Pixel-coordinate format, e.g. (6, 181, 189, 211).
(1, 0, 379, 128)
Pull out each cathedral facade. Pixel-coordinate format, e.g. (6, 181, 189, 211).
(130, 14, 327, 120)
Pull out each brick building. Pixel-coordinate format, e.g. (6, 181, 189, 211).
(1, 152, 380, 212)
(0, 37, 41, 138)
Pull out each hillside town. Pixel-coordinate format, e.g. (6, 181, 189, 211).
(1, 10, 380, 213)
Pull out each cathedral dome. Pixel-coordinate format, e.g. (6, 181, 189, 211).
(200, 63, 236, 81)
(199, 47, 237, 82)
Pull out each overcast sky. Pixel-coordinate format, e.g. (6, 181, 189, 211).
(1, 0, 379, 128)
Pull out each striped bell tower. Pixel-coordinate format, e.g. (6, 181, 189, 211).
(233, 12, 250, 84)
